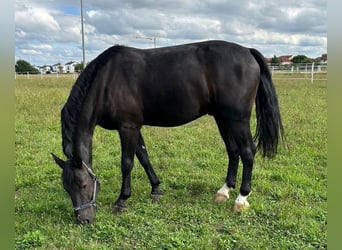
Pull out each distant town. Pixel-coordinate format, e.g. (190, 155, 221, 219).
(15, 53, 327, 75)
(35, 61, 81, 74)
(14, 59, 84, 75)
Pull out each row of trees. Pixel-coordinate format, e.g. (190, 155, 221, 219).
(15, 60, 39, 74)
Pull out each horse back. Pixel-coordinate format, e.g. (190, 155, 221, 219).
(93, 41, 259, 129)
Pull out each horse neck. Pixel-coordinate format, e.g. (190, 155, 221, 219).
(75, 128, 94, 164)
(62, 111, 95, 165)
(61, 69, 97, 165)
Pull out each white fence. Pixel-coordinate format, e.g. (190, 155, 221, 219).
(15, 71, 79, 80)
(269, 63, 327, 83)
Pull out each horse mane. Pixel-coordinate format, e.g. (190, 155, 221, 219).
(61, 45, 125, 158)
(62, 162, 75, 187)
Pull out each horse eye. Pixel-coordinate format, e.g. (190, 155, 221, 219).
(81, 184, 87, 189)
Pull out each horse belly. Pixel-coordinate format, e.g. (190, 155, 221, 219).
(142, 93, 209, 127)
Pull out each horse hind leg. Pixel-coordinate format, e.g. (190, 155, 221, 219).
(233, 124, 256, 212)
(214, 118, 256, 211)
(135, 132, 162, 202)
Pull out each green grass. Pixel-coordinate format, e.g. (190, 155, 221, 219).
(15, 75, 327, 249)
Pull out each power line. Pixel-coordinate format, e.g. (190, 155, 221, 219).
(124, 36, 157, 48)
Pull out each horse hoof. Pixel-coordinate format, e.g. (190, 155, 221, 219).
(112, 205, 127, 215)
(151, 194, 163, 203)
(233, 202, 250, 212)
(215, 193, 228, 202)
(233, 194, 250, 212)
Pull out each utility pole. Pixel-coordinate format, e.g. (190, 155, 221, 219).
(80, 0, 86, 68)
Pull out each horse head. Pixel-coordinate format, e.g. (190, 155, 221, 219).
(52, 153, 100, 224)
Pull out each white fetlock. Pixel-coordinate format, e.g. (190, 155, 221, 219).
(234, 193, 250, 212)
(215, 183, 232, 202)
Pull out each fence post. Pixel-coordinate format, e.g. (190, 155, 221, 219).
(311, 62, 315, 84)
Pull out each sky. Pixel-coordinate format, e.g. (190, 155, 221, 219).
(15, 0, 327, 66)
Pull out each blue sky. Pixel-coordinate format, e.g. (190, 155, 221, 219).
(15, 0, 327, 66)
(59, 5, 80, 16)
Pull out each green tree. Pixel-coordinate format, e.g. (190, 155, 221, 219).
(15, 60, 39, 74)
(291, 55, 312, 64)
(75, 62, 85, 72)
(270, 55, 280, 65)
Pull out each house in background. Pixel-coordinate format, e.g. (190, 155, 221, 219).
(278, 55, 294, 65)
(321, 54, 327, 64)
(38, 65, 53, 74)
(64, 61, 78, 73)
(52, 63, 65, 73)
(266, 55, 294, 65)
(33, 61, 80, 74)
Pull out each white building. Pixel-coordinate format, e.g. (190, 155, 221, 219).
(64, 61, 78, 73)
(38, 65, 53, 74)
(52, 63, 65, 73)
(35, 61, 79, 74)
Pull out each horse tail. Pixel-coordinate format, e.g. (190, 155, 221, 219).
(250, 48, 285, 158)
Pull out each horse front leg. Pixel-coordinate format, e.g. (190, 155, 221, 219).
(135, 132, 162, 202)
(113, 127, 139, 214)
(214, 117, 239, 202)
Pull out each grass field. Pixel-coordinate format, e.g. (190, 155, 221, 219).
(15, 74, 327, 249)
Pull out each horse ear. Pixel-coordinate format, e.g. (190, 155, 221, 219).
(51, 153, 65, 169)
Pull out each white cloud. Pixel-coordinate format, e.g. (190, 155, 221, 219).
(15, 29, 26, 38)
(31, 44, 53, 50)
(156, 16, 221, 42)
(15, 8, 60, 33)
(21, 49, 43, 55)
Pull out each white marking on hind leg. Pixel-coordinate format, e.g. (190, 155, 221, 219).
(234, 193, 250, 212)
(215, 183, 233, 202)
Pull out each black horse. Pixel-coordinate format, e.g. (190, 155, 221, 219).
(52, 40, 284, 224)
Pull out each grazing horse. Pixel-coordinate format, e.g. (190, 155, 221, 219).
(52, 40, 284, 224)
